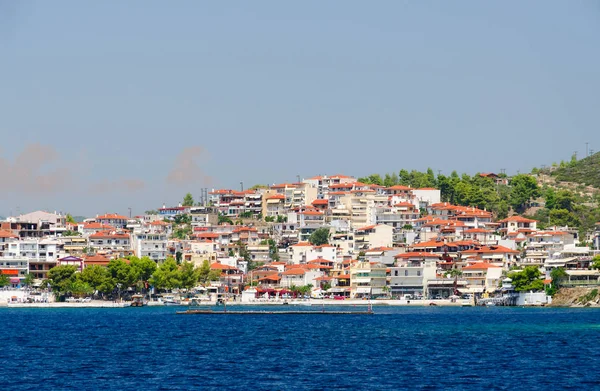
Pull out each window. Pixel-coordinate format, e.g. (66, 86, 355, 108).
(394, 270, 398, 276)
(404, 270, 408, 276)
(417, 271, 421, 277)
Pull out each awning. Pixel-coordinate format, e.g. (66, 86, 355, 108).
(1, 269, 19, 275)
(355, 287, 371, 294)
(10, 278, 20, 283)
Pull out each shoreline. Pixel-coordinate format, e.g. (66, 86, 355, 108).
(2, 298, 473, 308)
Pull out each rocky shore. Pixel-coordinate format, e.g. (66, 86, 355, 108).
(549, 287, 600, 307)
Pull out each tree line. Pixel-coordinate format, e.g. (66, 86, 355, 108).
(44, 257, 221, 301)
(358, 169, 540, 218)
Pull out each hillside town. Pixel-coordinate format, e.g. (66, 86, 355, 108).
(2, 173, 600, 306)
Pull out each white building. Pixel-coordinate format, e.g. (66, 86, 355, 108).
(132, 233, 168, 263)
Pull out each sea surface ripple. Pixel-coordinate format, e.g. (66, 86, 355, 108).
(1, 306, 599, 390)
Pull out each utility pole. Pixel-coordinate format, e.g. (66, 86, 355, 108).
(297, 175, 301, 183)
(586, 142, 589, 157)
(240, 181, 244, 192)
(128, 207, 132, 218)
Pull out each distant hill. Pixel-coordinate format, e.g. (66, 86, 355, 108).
(72, 216, 87, 223)
(550, 152, 600, 188)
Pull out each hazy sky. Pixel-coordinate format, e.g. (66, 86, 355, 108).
(1, 1, 599, 217)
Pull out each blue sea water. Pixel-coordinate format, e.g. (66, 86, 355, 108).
(1, 306, 599, 390)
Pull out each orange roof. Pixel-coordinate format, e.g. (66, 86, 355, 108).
(367, 246, 394, 252)
(355, 225, 376, 232)
(462, 245, 519, 254)
(195, 233, 220, 239)
(386, 185, 411, 191)
(336, 274, 350, 279)
(412, 240, 446, 249)
(84, 255, 110, 265)
(149, 220, 170, 226)
(90, 231, 130, 239)
(464, 228, 492, 233)
(462, 262, 501, 270)
(267, 194, 285, 200)
(394, 202, 414, 208)
(498, 216, 537, 223)
(291, 242, 312, 247)
(210, 263, 238, 270)
(83, 222, 114, 230)
(417, 187, 438, 190)
(97, 213, 129, 220)
(258, 274, 281, 281)
(394, 252, 441, 259)
(0, 230, 17, 238)
(312, 199, 329, 206)
(282, 268, 306, 276)
(299, 211, 324, 216)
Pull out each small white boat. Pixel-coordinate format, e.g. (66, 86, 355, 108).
(162, 295, 181, 306)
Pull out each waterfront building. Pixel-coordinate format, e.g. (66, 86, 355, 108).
(350, 261, 387, 298)
(7, 238, 61, 280)
(461, 262, 503, 295)
(0, 256, 28, 286)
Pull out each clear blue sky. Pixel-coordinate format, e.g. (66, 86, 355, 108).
(1, 1, 599, 217)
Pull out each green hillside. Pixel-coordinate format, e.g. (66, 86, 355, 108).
(550, 152, 600, 188)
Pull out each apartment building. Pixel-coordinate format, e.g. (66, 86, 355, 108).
(354, 224, 394, 251)
(350, 261, 387, 298)
(132, 232, 168, 263)
(6, 238, 61, 280)
(89, 231, 132, 258)
(96, 213, 129, 229)
(389, 258, 436, 298)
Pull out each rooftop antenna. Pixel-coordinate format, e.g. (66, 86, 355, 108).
(240, 181, 244, 192)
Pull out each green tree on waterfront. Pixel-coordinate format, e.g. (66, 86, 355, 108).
(179, 261, 201, 290)
(70, 279, 94, 298)
(47, 265, 78, 298)
(108, 259, 137, 290)
(309, 227, 330, 246)
(79, 265, 115, 295)
(197, 260, 221, 286)
(129, 256, 158, 287)
(150, 258, 180, 290)
(0, 274, 10, 287)
(508, 266, 544, 292)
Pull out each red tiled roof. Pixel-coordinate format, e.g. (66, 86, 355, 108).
(463, 262, 501, 270)
(210, 263, 238, 270)
(282, 268, 306, 276)
(394, 252, 441, 259)
(90, 232, 130, 239)
(0, 230, 17, 238)
(97, 213, 129, 220)
(462, 245, 519, 254)
(498, 216, 537, 223)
